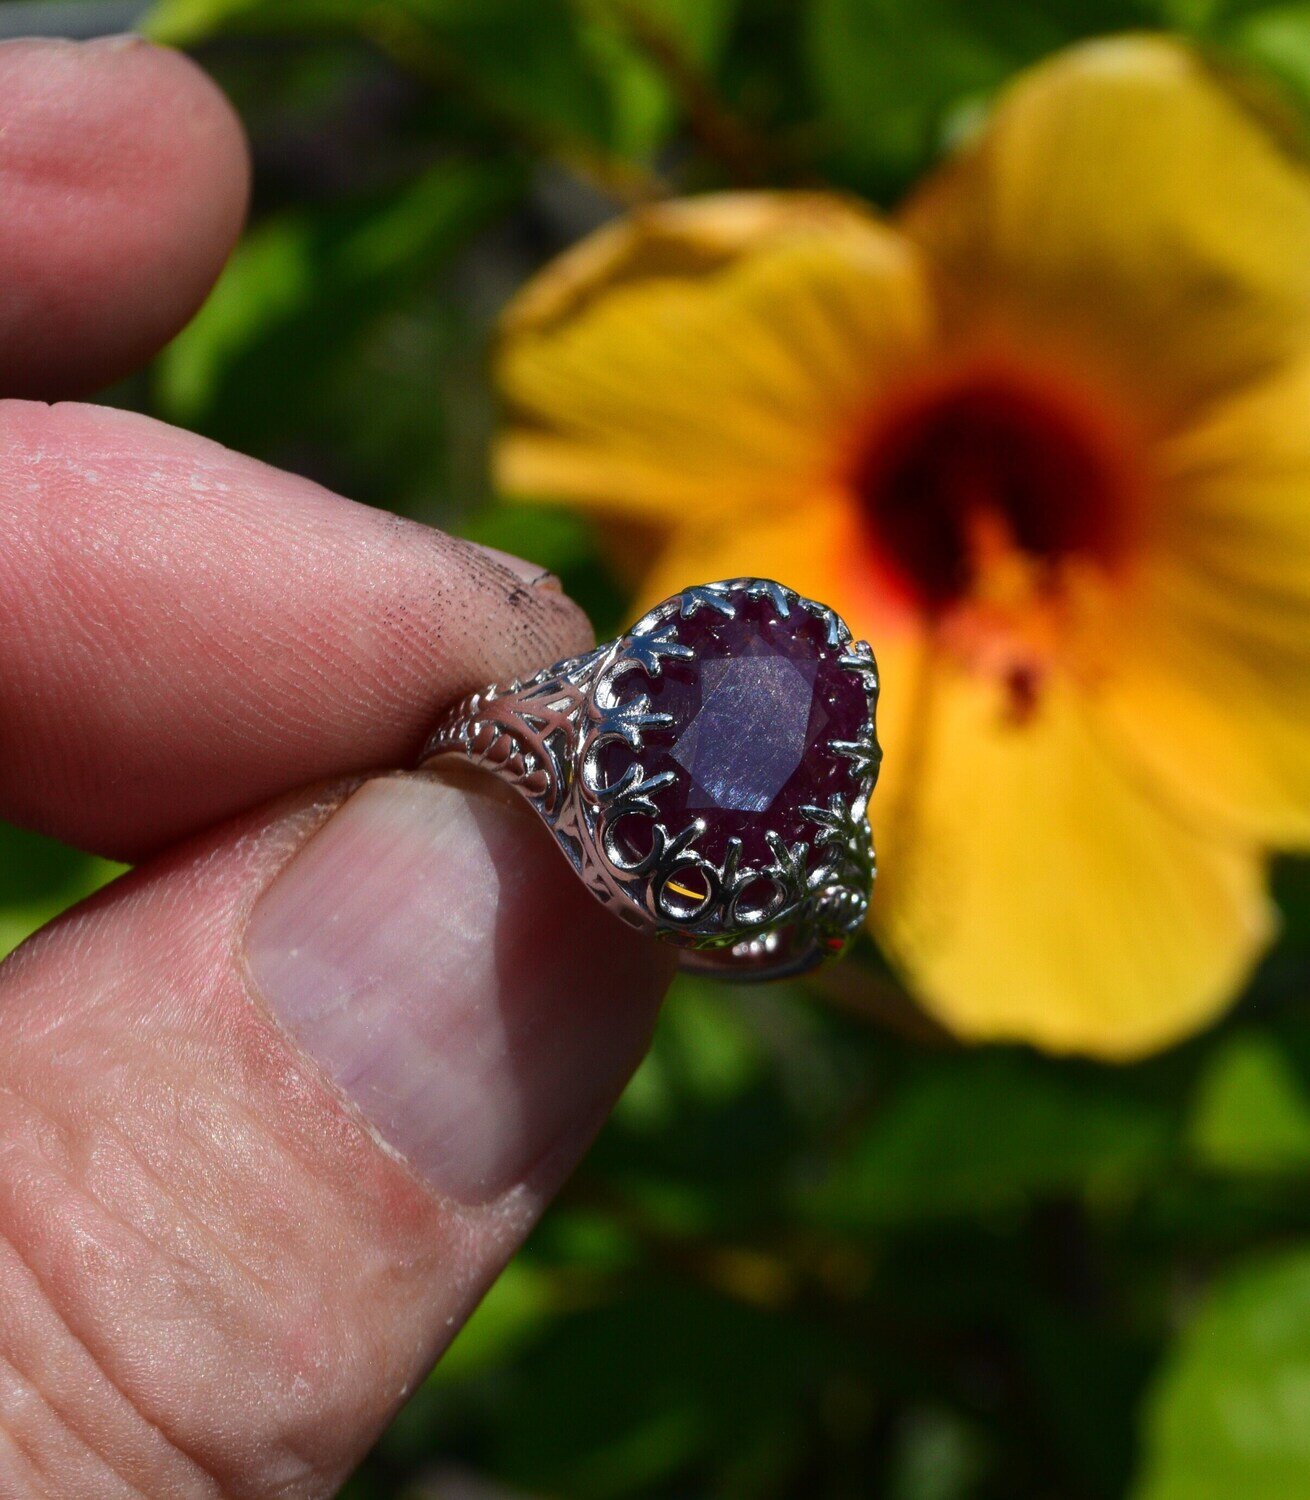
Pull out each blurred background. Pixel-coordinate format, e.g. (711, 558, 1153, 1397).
(7, 0, 1310, 1496)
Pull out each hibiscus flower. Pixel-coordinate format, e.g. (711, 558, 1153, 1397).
(495, 37, 1310, 1058)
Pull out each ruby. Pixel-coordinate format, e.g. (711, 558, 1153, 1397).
(611, 589, 871, 867)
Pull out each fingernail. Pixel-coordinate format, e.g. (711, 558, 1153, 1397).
(466, 541, 562, 592)
(244, 775, 657, 1203)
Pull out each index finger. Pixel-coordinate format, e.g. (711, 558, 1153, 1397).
(0, 35, 249, 397)
(0, 400, 592, 860)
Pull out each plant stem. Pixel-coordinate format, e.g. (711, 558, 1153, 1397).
(600, 0, 812, 186)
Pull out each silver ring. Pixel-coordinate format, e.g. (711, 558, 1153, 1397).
(419, 578, 880, 980)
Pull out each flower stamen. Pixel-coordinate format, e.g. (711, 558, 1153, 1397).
(850, 355, 1142, 638)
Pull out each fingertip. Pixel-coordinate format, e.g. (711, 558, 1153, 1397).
(450, 534, 597, 661)
(0, 399, 599, 857)
(0, 36, 250, 397)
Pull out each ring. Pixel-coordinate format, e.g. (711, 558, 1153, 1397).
(420, 578, 880, 980)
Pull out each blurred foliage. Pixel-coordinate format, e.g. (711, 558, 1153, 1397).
(1136, 1247, 1310, 1499)
(5, 0, 1310, 1493)
(0, 822, 124, 955)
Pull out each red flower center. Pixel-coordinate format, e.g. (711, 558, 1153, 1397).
(852, 358, 1140, 617)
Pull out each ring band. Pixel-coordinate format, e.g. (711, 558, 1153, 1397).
(419, 578, 880, 980)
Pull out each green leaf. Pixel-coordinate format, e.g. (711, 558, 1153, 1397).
(596, 979, 779, 1235)
(616, 977, 767, 1134)
(582, 0, 743, 159)
(149, 0, 615, 147)
(155, 158, 517, 439)
(1135, 1248, 1310, 1499)
(149, 0, 741, 163)
(806, 0, 1172, 193)
(806, 1051, 1172, 1227)
(1189, 1031, 1310, 1173)
(1225, 4, 1310, 113)
(0, 823, 123, 961)
(480, 1281, 842, 1497)
(400, 0, 614, 146)
(145, 0, 354, 45)
(429, 1258, 557, 1384)
(886, 1407, 987, 1500)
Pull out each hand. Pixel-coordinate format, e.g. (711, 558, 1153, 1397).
(0, 36, 674, 1497)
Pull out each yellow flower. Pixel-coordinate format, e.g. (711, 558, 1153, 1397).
(494, 36, 1310, 1059)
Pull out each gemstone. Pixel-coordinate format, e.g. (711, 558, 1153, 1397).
(611, 589, 871, 867)
(671, 653, 819, 812)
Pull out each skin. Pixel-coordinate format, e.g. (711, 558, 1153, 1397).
(0, 36, 675, 1498)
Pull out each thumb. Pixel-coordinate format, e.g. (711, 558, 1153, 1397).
(0, 771, 673, 1497)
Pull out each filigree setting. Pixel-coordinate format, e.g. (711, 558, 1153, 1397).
(421, 579, 880, 979)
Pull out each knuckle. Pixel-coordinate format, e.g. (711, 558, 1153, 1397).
(0, 1078, 341, 1498)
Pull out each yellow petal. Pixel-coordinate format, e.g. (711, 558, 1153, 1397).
(625, 484, 891, 637)
(497, 193, 931, 522)
(873, 644, 1272, 1059)
(1098, 360, 1310, 845)
(903, 37, 1310, 431)
(626, 514, 1267, 1060)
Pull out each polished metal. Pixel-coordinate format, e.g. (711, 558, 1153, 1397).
(420, 578, 880, 979)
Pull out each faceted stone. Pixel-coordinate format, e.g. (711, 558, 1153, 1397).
(614, 590, 870, 867)
(671, 654, 819, 812)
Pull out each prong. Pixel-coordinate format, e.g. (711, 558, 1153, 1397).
(800, 598, 849, 648)
(839, 641, 879, 691)
(764, 829, 809, 881)
(743, 579, 793, 618)
(721, 836, 744, 886)
(831, 739, 883, 779)
(801, 794, 857, 846)
(679, 585, 736, 619)
(597, 697, 675, 749)
(623, 630, 695, 678)
(660, 818, 707, 861)
(595, 763, 677, 808)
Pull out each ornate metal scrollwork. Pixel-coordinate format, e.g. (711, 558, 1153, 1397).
(422, 579, 880, 979)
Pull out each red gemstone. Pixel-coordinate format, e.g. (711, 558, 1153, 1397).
(613, 591, 869, 867)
